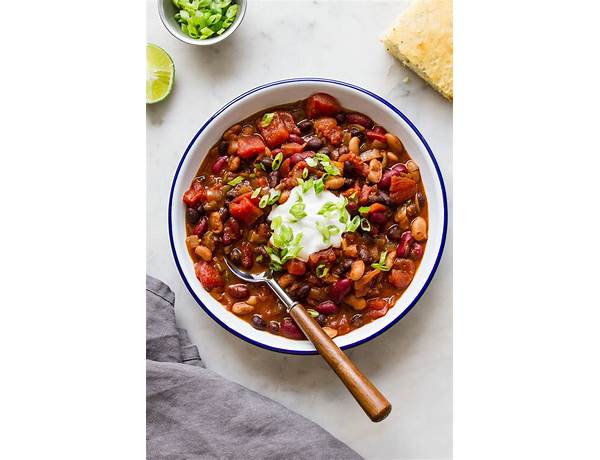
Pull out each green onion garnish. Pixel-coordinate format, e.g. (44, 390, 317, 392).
(173, 0, 239, 40)
(289, 201, 307, 220)
(346, 215, 361, 232)
(316, 264, 329, 278)
(272, 152, 284, 171)
(259, 194, 269, 208)
(251, 187, 261, 199)
(358, 206, 370, 215)
(307, 309, 320, 318)
(261, 112, 275, 127)
(267, 190, 281, 205)
(305, 157, 318, 167)
(360, 217, 371, 231)
(314, 177, 325, 194)
(371, 251, 391, 271)
(302, 167, 308, 179)
(227, 176, 243, 186)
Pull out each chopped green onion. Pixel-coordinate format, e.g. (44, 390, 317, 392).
(261, 112, 275, 127)
(259, 194, 269, 208)
(307, 309, 320, 318)
(371, 251, 391, 271)
(227, 176, 243, 186)
(316, 221, 331, 243)
(173, 0, 239, 40)
(267, 190, 281, 205)
(302, 167, 308, 179)
(346, 215, 361, 232)
(251, 187, 261, 199)
(360, 217, 371, 231)
(349, 191, 357, 200)
(272, 152, 284, 171)
(255, 255, 263, 263)
(322, 162, 340, 176)
(256, 162, 266, 171)
(305, 157, 318, 167)
(302, 178, 314, 193)
(316, 264, 329, 278)
(359, 206, 370, 215)
(314, 177, 325, 194)
(289, 201, 307, 220)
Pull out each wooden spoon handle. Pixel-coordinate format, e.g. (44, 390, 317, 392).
(289, 304, 392, 422)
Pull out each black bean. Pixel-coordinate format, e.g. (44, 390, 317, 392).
(344, 161, 356, 177)
(186, 207, 200, 224)
(342, 259, 353, 272)
(251, 314, 267, 330)
(386, 224, 403, 241)
(343, 178, 354, 188)
(268, 171, 279, 188)
(306, 137, 323, 151)
(406, 203, 418, 219)
(316, 314, 327, 326)
(229, 247, 242, 266)
(219, 142, 229, 155)
(295, 284, 311, 300)
(218, 207, 229, 221)
(297, 119, 313, 133)
(226, 189, 238, 199)
(416, 192, 426, 208)
(195, 205, 205, 216)
(261, 157, 273, 169)
(268, 320, 280, 334)
(319, 147, 330, 156)
(368, 191, 393, 207)
(335, 112, 346, 124)
(351, 314, 363, 327)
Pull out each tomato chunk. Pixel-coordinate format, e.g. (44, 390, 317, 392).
(285, 259, 307, 276)
(314, 117, 343, 145)
(237, 135, 266, 159)
(281, 143, 305, 156)
(195, 261, 224, 289)
(278, 111, 301, 135)
(306, 93, 341, 118)
(183, 181, 206, 207)
(229, 193, 263, 225)
(257, 114, 289, 148)
(389, 175, 417, 204)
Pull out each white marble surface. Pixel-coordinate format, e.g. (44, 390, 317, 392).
(147, 1, 452, 458)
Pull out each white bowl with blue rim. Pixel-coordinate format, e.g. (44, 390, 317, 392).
(169, 78, 448, 354)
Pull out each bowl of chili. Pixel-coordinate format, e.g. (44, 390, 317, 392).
(169, 78, 448, 354)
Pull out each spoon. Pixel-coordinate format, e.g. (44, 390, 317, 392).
(224, 257, 392, 422)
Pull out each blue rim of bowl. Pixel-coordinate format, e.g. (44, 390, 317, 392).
(168, 77, 448, 355)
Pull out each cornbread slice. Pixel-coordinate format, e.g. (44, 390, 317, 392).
(382, 0, 453, 100)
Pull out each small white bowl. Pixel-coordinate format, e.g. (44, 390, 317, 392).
(158, 0, 247, 46)
(169, 78, 448, 354)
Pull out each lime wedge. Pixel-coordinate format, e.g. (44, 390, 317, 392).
(146, 43, 174, 104)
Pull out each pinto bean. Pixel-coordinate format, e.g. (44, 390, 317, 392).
(348, 260, 365, 281)
(325, 176, 345, 190)
(232, 302, 254, 315)
(306, 137, 323, 151)
(344, 294, 367, 310)
(194, 245, 212, 261)
(349, 136, 360, 155)
(411, 217, 427, 241)
(367, 159, 383, 183)
(208, 211, 223, 233)
(384, 133, 404, 154)
(394, 206, 410, 231)
(227, 141, 238, 155)
(228, 155, 241, 172)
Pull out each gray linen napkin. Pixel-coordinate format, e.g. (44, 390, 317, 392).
(146, 275, 362, 460)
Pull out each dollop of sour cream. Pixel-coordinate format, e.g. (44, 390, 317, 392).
(268, 185, 347, 261)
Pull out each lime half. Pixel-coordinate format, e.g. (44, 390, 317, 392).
(146, 43, 174, 104)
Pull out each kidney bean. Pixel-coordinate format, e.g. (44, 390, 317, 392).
(186, 207, 200, 224)
(218, 206, 229, 221)
(306, 137, 323, 151)
(330, 279, 352, 303)
(287, 133, 303, 145)
(297, 119, 313, 133)
(416, 192, 426, 209)
(342, 258, 353, 272)
(251, 314, 267, 330)
(345, 201, 357, 215)
(212, 156, 228, 174)
(373, 126, 387, 135)
(268, 320, 280, 334)
(222, 217, 241, 245)
(357, 245, 372, 263)
(192, 216, 208, 237)
(226, 283, 249, 299)
(315, 300, 338, 315)
(370, 211, 387, 225)
(280, 317, 304, 339)
(289, 151, 314, 167)
(409, 242, 424, 260)
(346, 113, 373, 128)
(396, 230, 414, 257)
